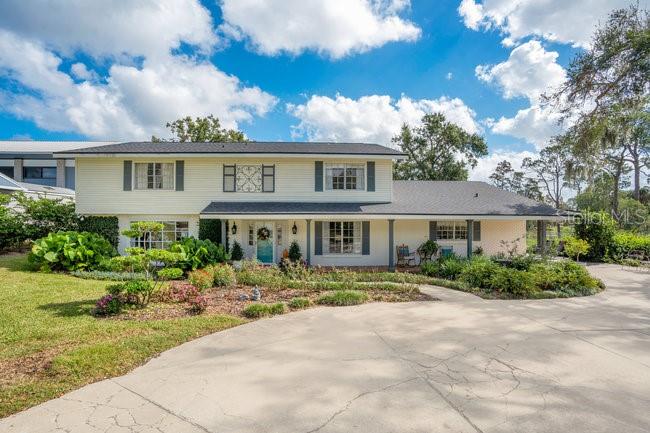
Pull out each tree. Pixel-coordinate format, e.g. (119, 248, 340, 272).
(152, 115, 247, 142)
(522, 143, 571, 210)
(393, 113, 488, 181)
(489, 160, 543, 200)
(545, 5, 649, 119)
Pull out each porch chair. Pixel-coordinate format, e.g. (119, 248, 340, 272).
(396, 244, 417, 267)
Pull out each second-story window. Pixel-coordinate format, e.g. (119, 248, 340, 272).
(325, 163, 365, 191)
(134, 162, 173, 190)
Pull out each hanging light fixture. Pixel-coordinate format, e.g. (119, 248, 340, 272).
(292, 221, 298, 235)
(231, 223, 238, 235)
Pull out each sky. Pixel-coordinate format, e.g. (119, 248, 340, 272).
(0, 0, 643, 181)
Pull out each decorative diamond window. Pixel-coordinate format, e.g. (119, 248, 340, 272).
(224, 164, 275, 193)
(236, 165, 262, 192)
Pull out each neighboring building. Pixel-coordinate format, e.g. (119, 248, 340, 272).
(0, 141, 117, 189)
(57, 141, 562, 269)
(0, 172, 74, 202)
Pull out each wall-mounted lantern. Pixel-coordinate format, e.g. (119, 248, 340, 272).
(231, 223, 238, 235)
(292, 221, 298, 235)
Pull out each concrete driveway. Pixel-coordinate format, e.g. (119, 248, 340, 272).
(2, 264, 650, 433)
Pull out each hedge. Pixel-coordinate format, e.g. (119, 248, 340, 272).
(608, 232, 650, 261)
(198, 219, 223, 245)
(78, 216, 119, 248)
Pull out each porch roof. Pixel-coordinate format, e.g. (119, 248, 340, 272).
(201, 181, 564, 220)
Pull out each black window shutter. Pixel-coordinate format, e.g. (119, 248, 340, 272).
(315, 161, 323, 192)
(473, 221, 481, 242)
(123, 160, 132, 191)
(175, 161, 184, 191)
(362, 221, 370, 255)
(429, 221, 437, 241)
(314, 221, 323, 255)
(366, 161, 375, 192)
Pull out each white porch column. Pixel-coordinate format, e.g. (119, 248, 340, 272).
(56, 159, 66, 188)
(388, 219, 395, 272)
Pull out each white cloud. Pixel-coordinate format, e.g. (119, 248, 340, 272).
(476, 40, 566, 147)
(458, 0, 638, 48)
(287, 94, 480, 146)
(446, 72, 453, 80)
(476, 40, 565, 104)
(219, 0, 421, 58)
(0, 30, 276, 140)
(0, 0, 217, 59)
(0, 1, 277, 140)
(488, 105, 563, 148)
(470, 149, 537, 182)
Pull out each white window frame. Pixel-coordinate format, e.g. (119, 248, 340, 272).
(324, 221, 362, 255)
(436, 221, 467, 241)
(134, 162, 174, 190)
(129, 220, 189, 249)
(325, 163, 365, 191)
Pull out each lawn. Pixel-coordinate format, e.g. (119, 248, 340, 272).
(0, 254, 244, 418)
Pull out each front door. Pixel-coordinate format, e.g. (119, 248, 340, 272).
(256, 222, 274, 264)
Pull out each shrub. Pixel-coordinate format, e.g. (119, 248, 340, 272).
(170, 237, 227, 271)
(188, 295, 208, 314)
(94, 294, 122, 316)
(71, 270, 146, 281)
(78, 216, 119, 248)
(0, 195, 28, 251)
(608, 231, 650, 262)
(14, 193, 79, 240)
(243, 303, 271, 318)
(207, 263, 236, 287)
(488, 267, 536, 297)
(506, 254, 539, 271)
(563, 237, 590, 262)
(188, 269, 213, 290)
(459, 257, 500, 289)
(121, 280, 156, 307)
(268, 303, 286, 315)
(574, 211, 617, 260)
(198, 219, 222, 244)
(288, 297, 310, 309)
(99, 255, 146, 273)
(288, 241, 302, 262)
(530, 261, 602, 296)
(29, 231, 117, 272)
(160, 282, 201, 303)
(439, 256, 467, 280)
(317, 290, 369, 306)
(158, 267, 184, 280)
(279, 258, 311, 280)
(230, 241, 244, 261)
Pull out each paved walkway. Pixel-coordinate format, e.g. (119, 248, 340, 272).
(2, 264, 650, 432)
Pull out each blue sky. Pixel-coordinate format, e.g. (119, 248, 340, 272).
(0, 0, 637, 179)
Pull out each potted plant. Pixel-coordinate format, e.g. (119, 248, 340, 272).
(230, 241, 244, 269)
(417, 240, 439, 262)
(288, 241, 302, 262)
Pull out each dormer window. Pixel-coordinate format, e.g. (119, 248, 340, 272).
(325, 163, 365, 191)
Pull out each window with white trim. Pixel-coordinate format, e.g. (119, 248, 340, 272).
(134, 162, 174, 190)
(436, 221, 467, 240)
(324, 221, 362, 254)
(325, 164, 365, 190)
(130, 221, 189, 249)
(248, 224, 254, 246)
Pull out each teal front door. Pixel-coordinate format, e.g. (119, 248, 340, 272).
(256, 225, 274, 263)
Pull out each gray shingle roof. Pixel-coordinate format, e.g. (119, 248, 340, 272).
(55, 141, 404, 156)
(201, 181, 560, 217)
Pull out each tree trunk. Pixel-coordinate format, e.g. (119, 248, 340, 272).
(633, 159, 641, 200)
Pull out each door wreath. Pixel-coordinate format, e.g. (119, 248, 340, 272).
(257, 227, 271, 241)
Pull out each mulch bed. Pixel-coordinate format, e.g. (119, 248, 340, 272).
(118, 284, 436, 321)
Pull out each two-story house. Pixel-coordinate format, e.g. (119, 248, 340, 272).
(57, 141, 561, 269)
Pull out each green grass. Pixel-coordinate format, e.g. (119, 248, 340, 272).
(0, 254, 244, 418)
(242, 302, 286, 318)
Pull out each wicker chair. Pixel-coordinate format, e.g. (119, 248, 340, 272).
(396, 244, 417, 267)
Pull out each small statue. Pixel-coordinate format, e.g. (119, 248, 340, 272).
(251, 286, 261, 301)
(238, 294, 249, 301)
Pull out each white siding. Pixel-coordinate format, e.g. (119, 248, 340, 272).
(76, 157, 392, 215)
